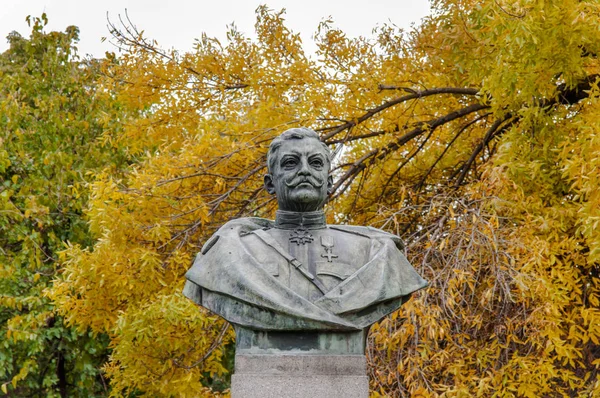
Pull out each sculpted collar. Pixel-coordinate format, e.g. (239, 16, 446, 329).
(274, 210, 327, 230)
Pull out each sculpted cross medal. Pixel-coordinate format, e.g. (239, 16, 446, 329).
(289, 228, 314, 245)
(320, 236, 338, 262)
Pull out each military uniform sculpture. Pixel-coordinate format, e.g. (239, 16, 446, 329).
(183, 128, 427, 354)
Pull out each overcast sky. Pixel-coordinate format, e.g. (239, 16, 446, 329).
(1, 0, 431, 58)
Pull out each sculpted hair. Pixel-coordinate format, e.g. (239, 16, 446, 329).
(267, 128, 332, 173)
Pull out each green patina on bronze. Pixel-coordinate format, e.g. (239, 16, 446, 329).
(183, 128, 428, 354)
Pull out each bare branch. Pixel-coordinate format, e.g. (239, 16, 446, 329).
(106, 11, 251, 90)
(454, 115, 514, 187)
(494, 0, 526, 18)
(330, 102, 490, 197)
(325, 129, 387, 145)
(375, 103, 490, 162)
(318, 87, 481, 141)
(415, 113, 491, 190)
(378, 85, 479, 95)
(157, 172, 240, 187)
(207, 165, 266, 214)
(223, 83, 249, 90)
(378, 126, 438, 199)
(172, 323, 230, 370)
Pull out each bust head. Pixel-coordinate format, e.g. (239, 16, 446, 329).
(265, 128, 333, 212)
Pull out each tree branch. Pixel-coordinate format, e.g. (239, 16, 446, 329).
(325, 129, 388, 145)
(454, 115, 514, 187)
(553, 74, 600, 106)
(107, 10, 249, 90)
(318, 87, 481, 141)
(415, 113, 491, 191)
(172, 323, 230, 370)
(447, 75, 599, 187)
(330, 102, 489, 196)
(378, 127, 437, 201)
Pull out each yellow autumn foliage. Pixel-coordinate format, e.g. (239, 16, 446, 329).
(50, 2, 600, 396)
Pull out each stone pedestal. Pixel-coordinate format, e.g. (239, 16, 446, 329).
(231, 354, 369, 398)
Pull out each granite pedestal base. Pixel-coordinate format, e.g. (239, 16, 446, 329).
(231, 354, 369, 398)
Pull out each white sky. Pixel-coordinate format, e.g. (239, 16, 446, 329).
(0, 0, 431, 58)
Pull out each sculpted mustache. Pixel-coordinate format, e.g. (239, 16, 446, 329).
(284, 176, 324, 188)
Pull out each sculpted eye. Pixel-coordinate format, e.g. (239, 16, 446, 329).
(310, 158, 324, 169)
(282, 158, 298, 169)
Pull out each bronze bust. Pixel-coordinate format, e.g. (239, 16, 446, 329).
(183, 128, 427, 354)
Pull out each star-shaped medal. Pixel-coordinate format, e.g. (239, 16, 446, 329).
(289, 228, 314, 245)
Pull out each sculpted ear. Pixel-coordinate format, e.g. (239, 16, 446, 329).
(264, 174, 276, 195)
(327, 175, 334, 195)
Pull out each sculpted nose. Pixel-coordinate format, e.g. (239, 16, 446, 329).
(298, 159, 311, 176)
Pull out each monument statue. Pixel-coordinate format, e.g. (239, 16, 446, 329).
(183, 127, 428, 397)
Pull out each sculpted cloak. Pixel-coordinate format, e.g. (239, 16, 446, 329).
(183, 213, 427, 331)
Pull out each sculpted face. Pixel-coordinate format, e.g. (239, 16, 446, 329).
(265, 138, 333, 212)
